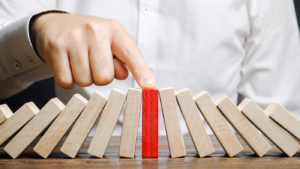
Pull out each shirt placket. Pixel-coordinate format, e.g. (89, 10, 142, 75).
(133, 0, 159, 88)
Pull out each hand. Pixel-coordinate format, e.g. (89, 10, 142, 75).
(30, 13, 156, 89)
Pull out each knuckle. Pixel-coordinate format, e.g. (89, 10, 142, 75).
(94, 72, 114, 86)
(67, 28, 81, 41)
(73, 67, 93, 87)
(123, 44, 141, 57)
(48, 37, 64, 51)
(85, 21, 101, 36)
(132, 65, 148, 74)
(75, 79, 93, 87)
(108, 19, 122, 29)
(56, 75, 73, 89)
(66, 28, 83, 47)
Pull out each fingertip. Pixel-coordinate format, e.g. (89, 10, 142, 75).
(139, 74, 156, 89)
(58, 81, 75, 89)
(55, 75, 75, 89)
(115, 70, 129, 80)
(93, 73, 114, 86)
(64, 83, 76, 89)
(113, 57, 129, 80)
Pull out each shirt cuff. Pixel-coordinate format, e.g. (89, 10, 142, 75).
(0, 9, 68, 83)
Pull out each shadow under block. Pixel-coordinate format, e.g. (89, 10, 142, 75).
(215, 95, 271, 157)
(4, 98, 65, 159)
(0, 104, 13, 125)
(159, 87, 186, 158)
(0, 102, 39, 146)
(88, 89, 126, 158)
(33, 94, 88, 158)
(238, 98, 300, 157)
(175, 88, 214, 157)
(61, 92, 108, 158)
(194, 91, 242, 157)
(142, 88, 159, 158)
(265, 103, 300, 141)
(119, 88, 142, 158)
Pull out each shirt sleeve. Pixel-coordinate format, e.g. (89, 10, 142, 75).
(239, 0, 300, 117)
(0, 0, 67, 99)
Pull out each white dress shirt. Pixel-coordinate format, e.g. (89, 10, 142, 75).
(1, 0, 300, 136)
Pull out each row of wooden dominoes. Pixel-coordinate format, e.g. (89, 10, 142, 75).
(0, 87, 300, 159)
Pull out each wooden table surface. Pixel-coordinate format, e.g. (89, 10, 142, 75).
(0, 135, 299, 168)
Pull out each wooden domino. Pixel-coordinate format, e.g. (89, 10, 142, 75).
(61, 91, 108, 158)
(88, 89, 126, 158)
(0, 102, 39, 146)
(142, 88, 159, 158)
(0, 104, 13, 125)
(175, 88, 214, 157)
(194, 91, 242, 157)
(2, 87, 300, 160)
(215, 95, 271, 157)
(119, 88, 142, 158)
(238, 98, 300, 157)
(159, 87, 186, 158)
(265, 103, 300, 141)
(4, 98, 65, 159)
(34, 94, 88, 158)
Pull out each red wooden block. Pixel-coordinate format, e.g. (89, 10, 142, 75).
(142, 89, 159, 158)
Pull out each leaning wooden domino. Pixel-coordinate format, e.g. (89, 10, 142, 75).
(0, 102, 39, 146)
(238, 98, 300, 157)
(34, 94, 88, 158)
(0, 104, 13, 125)
(159, 87, 186, 158)
(265, 103, 300, 141)
(88, 89, 126, 158)
(61, 92, 108, 158)
(119, 88, 142, 158)
(215, 95, 271, 157)
(175, 88, 214, 157)
(2, 87, 300, 160)
(194, 91, 242, 157)
(142, 88, 159, 158)
(4, 98, 65, 159)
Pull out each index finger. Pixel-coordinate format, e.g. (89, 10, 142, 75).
(111, 28, 156, 89)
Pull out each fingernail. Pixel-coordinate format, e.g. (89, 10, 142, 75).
(141, 75, 155, 86)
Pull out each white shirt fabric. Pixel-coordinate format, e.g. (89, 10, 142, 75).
(1, 0, 300, 136)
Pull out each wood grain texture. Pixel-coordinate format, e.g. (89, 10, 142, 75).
(175, 88, 214, 157)
(238, 98, 300, 157)
(0, 102, 39, 146)
(215, 95, 271, 157)
(194, 91, 242, 157)
(0, 136, 300, 169)
(88, 89, 126, 158)
(61, 92, 108, 158)
(33, 94, 88, 158)
(265, 103, 300, 141)
(0, 104, 13, 125)
(142, 88, 159, 158)
(4, 98, 65, 159)
(159, 87, 186, 158)
(119, 88, 142, 158)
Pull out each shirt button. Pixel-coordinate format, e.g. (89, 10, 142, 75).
(26, 56, 36, 65)
(143, 6, 151, 14)
(14, 60, 22, 70)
